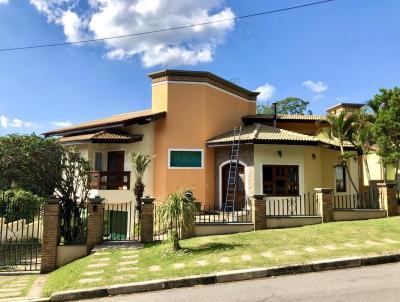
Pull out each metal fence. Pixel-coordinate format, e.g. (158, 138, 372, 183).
(266, 193, 318, 216)
(195, 201, 252, 223)
(153, 205, 182, 242)
(334, 189, 381, 210)
(0, 195, 43, 271)
(59, 205, 88, 245)
(103, 202, 140, 241)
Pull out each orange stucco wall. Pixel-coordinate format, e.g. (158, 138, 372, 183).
(152, 82, 256, 205)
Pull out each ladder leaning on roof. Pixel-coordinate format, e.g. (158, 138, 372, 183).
(224, 126, 242, 213)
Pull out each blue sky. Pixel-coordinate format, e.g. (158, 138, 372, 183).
(0, 0, 399, 135)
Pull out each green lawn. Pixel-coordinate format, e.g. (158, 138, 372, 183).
(43, 217, 400, 297)
(0, 275, 37, 300)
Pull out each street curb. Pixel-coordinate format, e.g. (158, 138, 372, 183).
(48, 253, 400, 302)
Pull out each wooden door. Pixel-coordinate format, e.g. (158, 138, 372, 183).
(107, 151, 125, 171)
(107, 151, 125, 189)
(222, 164, 246, 209)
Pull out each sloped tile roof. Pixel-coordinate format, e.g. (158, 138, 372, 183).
(59, 131, 142, 144)
(44, 110, 166, 137)
(207, 124, 355, 149)
(207, 124, 317, 144)
(243, 114, 327, 121)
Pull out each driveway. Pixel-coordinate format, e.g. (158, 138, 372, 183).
(81, 262, 400, 302)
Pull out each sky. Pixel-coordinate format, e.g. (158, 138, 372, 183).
(0, 0, 399, 135)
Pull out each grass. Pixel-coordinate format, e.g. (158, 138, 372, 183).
(43, 217, 400, 297)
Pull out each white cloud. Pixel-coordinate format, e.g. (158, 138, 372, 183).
(58, 10, 88, 42)
(313, 94, 325, 100)
(0, 0, 9, 5)
(255, 83, 276, 101)
(11, 119, 39, 129)
(0, 115, 8, 128)
(29, 0, 235, 67)
(302, 80, 328, 93)
(52, 121, 72, 127)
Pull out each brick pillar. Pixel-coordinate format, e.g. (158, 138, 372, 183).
(252, 195, 266, 230)
(87, 197, 104, 251)
(41, 197, 60, 274)
(377, 182, 398, 217)
(140, 197, 155, 243)
(315, 188, 334, 223)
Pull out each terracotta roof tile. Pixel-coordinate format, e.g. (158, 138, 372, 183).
(207, 124, 355, 149)
(59, 131, 142, 144)
(243, 114, 327, 121)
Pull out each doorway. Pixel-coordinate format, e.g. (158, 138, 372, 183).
(221, 163, 246, 209)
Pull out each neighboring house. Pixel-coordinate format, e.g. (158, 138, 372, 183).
(44, 70, 364, 211)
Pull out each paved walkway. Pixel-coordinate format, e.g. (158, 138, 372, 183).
(81, 262, 400, 302)
(0, 273, 46, 302)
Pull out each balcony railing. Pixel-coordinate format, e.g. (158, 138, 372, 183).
(89, 171, 131, 190)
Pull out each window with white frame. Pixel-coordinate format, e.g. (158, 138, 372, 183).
(94, 152, 103, 171)
(335, 165, 346, 192)
(168, 149, 204, 169)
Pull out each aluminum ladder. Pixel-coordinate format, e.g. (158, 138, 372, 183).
(224, 126, 242, 212)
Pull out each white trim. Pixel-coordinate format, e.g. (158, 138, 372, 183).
(152, 81, 255, 103)
(218, 160, 247, 208)
(258, 161, 304, 197)
(168, 148, 204, 169)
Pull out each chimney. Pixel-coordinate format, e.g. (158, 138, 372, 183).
(272, 102, 277, 128)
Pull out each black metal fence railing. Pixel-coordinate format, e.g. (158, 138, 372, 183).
(59, 205, 88, 245)
(334, 189, 381, 210)
(103, 202, 139, 241)
(397, 188, 400, 205)
(266, 193, 318, 217)
(195, 201, 252, 224)
(0, 197, 43, 272)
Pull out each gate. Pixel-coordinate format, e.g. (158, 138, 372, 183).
(0, 194, 43, 271)
(103, 202, 140, 241)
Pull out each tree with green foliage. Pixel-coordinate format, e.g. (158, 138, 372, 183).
(157, 190, 197, 251)
(320, 110, 359, 193)
(131, 152, 155, 217)
(371, 87, 400, 181)
(0, 189, 43, 223)
(0, 134, 90, 243)
(351, 107, 375, 183)
(257, 97, 312, 115)
(0, 134, 64, 196)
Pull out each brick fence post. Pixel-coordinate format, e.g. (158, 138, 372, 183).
(252, 195, 266, 230)
(377, 182, 398, 217)
(140, 197, 155, 243)
(315, 188, 334, 223)
(87, 197, 104, 251)
(41, 197, 60, 274)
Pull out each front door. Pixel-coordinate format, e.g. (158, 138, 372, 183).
(222, 163, 246, 209)
(107, 151, 125, 189)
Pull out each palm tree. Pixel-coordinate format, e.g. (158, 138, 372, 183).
(319, 110, 359, 193)
(351, 107, 375, 184)
(131, 153, 155, 217)
(157, 190, 197, 251)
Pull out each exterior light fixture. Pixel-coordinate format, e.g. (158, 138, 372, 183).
(278, 150, 283, 158)
(312, 153, 317, 160)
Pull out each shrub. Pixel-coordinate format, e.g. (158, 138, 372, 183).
(0, 189, 43, 223)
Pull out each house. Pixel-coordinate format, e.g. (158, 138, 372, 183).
(44, 70, 365, 212)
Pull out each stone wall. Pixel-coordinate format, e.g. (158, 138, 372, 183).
(214, 145, 254, 207)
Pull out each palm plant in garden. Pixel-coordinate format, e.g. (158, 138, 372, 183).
(131, 152, 155, 217)
(351, 107, 375, 184)
(157, 190, 197, 251)
(319, 110, 359, 193)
